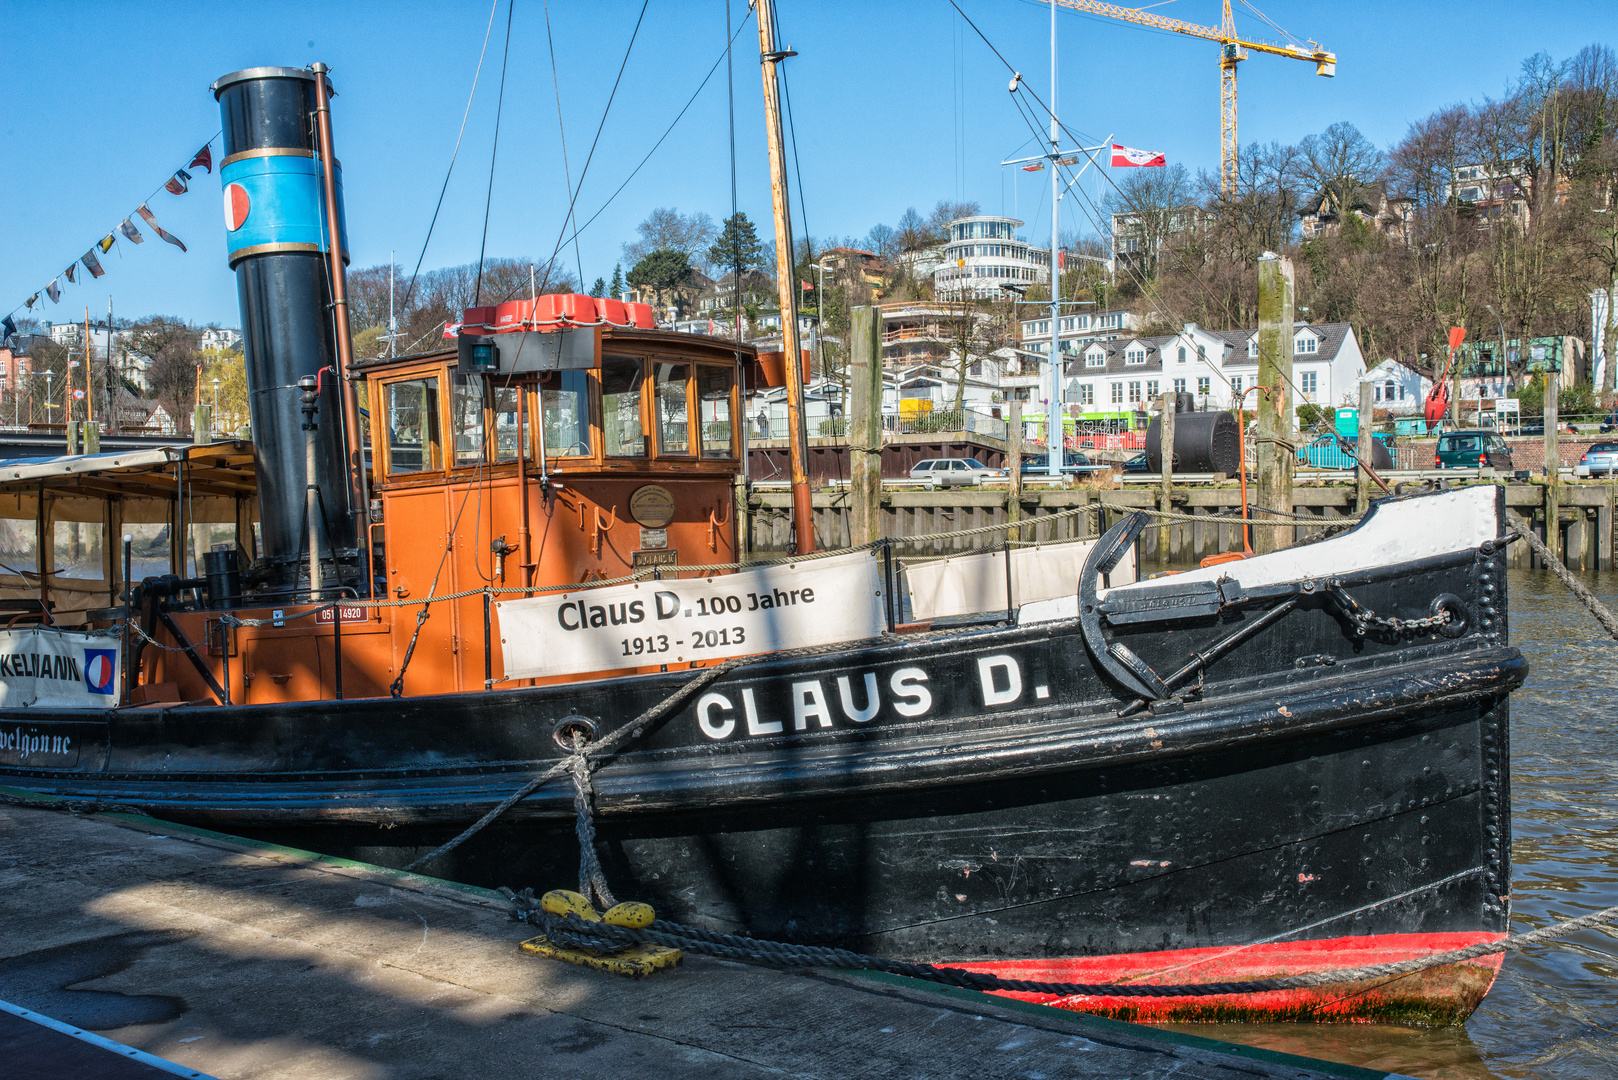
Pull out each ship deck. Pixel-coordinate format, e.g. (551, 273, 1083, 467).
(0, 792, 1412, 1080)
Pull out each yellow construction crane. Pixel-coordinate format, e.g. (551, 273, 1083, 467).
(1050, 0, 1335, 197)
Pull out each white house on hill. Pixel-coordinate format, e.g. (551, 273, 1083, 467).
(1205, 323, 1366, 410)
(1361, 359, 1430, 415)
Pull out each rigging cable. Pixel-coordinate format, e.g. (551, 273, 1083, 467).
(726, 0, 746, 493)
(397, 0, 500, 319)
(474, 0, 518, 305)
(774, 12, 811, 285)
(536, 7, 753, 280)
(966, 0, 1316, 419)
(543, 0, 587, 290)
(726, 0, 743, 373)
(531, 0, 652, 296)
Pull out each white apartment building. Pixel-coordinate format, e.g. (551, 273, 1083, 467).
(932, 215, 1051, 301)
(1019, 309, 1139, 357)
(1047, 321, 1365, 414)
(46, 321, 119, 360)
(201, 326, 242, 352)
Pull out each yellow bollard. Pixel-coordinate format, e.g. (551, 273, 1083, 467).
(521, 893, 682, 978)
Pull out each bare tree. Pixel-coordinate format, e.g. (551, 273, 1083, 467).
(1298, 121, 1384, 219)
(895, 207, 928, 252)
(863, 223, 898, 262)
(127, 317, 202, 430)
(621, 208, 719, 274)
(345, 263, 399, 333)
(1104, 164, 1193, 279)
(924, 199, 981, 244)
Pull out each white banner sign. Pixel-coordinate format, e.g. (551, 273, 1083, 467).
(497, 550, 887, 679)
(0, 626, 122, 707)
(903, 538, 1136, 622)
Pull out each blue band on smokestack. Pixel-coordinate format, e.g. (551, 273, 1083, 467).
(222, 155, 349, 267)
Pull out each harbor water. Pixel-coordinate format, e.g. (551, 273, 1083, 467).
(1166, 567, 1618, 1078)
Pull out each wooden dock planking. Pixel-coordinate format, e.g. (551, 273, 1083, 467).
(0, 798, 1410, 1080)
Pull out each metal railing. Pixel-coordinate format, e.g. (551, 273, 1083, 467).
(748, 406, 1012, 442)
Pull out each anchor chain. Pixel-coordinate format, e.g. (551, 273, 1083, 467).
(1325, 581, 1452, 637)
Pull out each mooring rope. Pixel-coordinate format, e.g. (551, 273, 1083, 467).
(1505, 509, 1618, 642)
(507, 885, 1618, 999)
(402, 657, 745, 872)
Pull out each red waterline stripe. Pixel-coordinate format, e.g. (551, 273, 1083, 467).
(949, 932, 1508, 1023)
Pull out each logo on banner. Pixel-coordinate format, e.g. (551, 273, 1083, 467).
(83, 649, 117, 695)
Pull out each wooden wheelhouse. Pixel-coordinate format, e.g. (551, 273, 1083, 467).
(353, 325, 749, 693)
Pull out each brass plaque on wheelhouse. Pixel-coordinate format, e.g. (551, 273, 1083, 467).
(631, 550, 679, 570)
(629, 485, 676, 528)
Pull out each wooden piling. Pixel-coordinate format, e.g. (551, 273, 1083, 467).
(1007, 399, 1024, 540)
(1157, 391, 1175, 564)
(1356, 381, 1373, 514)
(1255, 254, 1295, 554)
(1601, 487, 1614, 571)
(1544, 373, 1561, 563)
(848, 306, 883, 548)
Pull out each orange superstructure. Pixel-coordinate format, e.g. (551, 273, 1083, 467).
(141, 315, 748, 704)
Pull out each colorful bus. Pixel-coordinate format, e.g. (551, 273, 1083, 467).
(1025, 410, 1150, 450)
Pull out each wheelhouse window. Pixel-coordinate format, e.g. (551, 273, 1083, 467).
(386, 378, 441, 474)
(540, 371, 590, 457)
(698, 368, 735, 458)
(654, 362, 692, 455)
(492, 382, 529, 462)
(601, 356, 646, 457)
(452, 375, 486, 467)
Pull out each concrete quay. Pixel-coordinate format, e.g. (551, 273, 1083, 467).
(0, 795, 1412, 1080)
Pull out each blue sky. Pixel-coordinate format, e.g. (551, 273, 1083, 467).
(1, 0, 1610, 331)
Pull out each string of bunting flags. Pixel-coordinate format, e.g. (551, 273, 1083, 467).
(1, 139, 218, 344)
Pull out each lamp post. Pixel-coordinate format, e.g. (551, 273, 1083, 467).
(44, 370, 53, 427)
(812, 260, 830, 379)
(212, 377, 221, 436)
(1484, 303, 1509, 396)
(812, 259, 839, 421)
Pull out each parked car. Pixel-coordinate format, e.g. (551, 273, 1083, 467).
(1435, 430, 1514, 470)
(1122, 452, 1151, 473)
(1296, 433, 1394, 470)
(908, 458, 1006, 488)
(1019, 452, 1111, 476)
(1576, 442, 1618, 477)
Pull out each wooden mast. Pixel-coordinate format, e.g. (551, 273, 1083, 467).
(756, 0, 814, 554)
(311, 62, 373, 589)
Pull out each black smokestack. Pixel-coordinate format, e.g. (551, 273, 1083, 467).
(212, 65, 357, 586)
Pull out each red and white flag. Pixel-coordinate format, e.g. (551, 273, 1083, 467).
(1111, 144, 1166, 168)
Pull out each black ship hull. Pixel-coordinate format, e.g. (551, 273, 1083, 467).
(0, 488, 1522, 1022)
